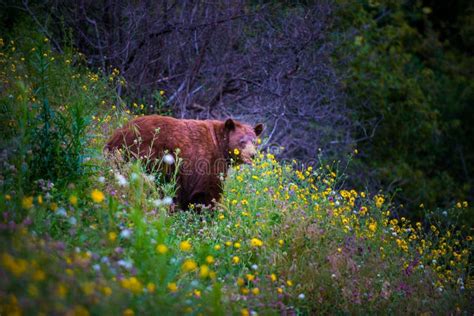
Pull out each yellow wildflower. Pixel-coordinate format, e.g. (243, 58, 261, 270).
(182, 259, 197, 272)
(108, 232, 117, 242)
(1, 254, 28, 276)
(120, 277, 143, 294)
(69, 195, 78, 206)
(123, 308, 134, 316)
(57, 283, 68, 298)
(232, 256, 240, 264)
(156, 244, 168, 254)
(199, 265, 210, 278)
(71, 305, 89, 316)
(90, 189, 105, 203)
(167, 282, 178, 293)
(206, 255, 215, 264)
(368, 221, 377, 233)
(250, 238, 263, 247)
(22, 196, 33, 209)
(147, 283, 156, 293)
(375, 195, 385, 208)
(179, 240, 192, 251)
(81, 282, 95, 296)
(102, 286, 112, 296)
(33, 269, 46, 281)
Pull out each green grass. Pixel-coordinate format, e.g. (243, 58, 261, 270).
(0, 31, 473, 315)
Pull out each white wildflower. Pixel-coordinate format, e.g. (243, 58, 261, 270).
(162, 196, 173, 205)
(98, 176, 105, 183)
(56, 207, 67, 217)
(298, 293, 305, 300)
(120, 229, 132, 239)
(115, 173, 128, 187)
(153, 199, 163, 207)
(117, 259, 133, 270)
(163, 154, 175, 165)
(68, 216, 77, 225)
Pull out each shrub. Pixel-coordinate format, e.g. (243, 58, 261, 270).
(0, 28, 117, 203)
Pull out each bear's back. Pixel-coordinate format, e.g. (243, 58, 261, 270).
(106, 115, 224, 162)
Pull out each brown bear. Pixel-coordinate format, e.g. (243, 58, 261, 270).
(105, 115, 263, 209)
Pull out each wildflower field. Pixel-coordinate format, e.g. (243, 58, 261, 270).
(1, 32, 473, 315)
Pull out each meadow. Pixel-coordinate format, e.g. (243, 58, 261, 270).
(0, 33, 473, 315)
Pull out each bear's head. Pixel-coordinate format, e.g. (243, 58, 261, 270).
(225, 118, 264, 164)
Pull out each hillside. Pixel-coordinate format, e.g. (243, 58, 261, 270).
(0, 35, 472, 315)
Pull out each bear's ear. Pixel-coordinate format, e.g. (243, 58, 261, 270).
(225, 119, 235, 131)
(254, 123, 264, 136)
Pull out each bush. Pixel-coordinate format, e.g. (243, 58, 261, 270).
(0, 27, 118, 201)
(334, 0, 474, 218)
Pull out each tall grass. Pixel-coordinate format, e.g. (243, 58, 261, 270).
(0, 30, 117, 203)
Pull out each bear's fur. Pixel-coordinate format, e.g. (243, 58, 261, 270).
(105, 115, 263, 209)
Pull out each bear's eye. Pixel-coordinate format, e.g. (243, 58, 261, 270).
(239, 140, 247, 146)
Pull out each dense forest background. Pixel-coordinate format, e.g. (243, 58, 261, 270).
(1, 0, 473, 219)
